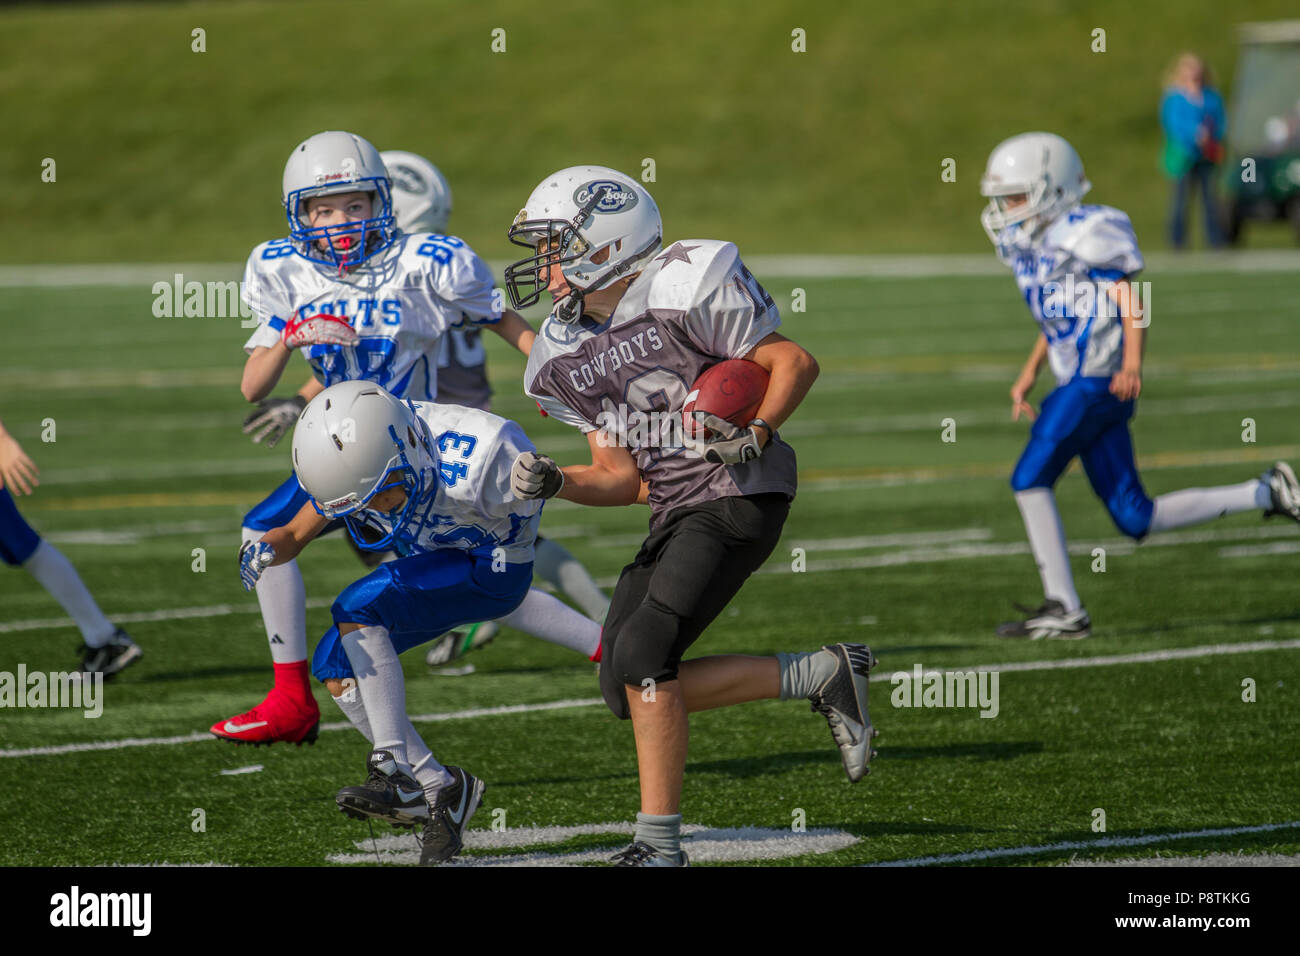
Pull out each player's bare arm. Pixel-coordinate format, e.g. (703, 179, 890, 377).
(241, 342, 296, 403)
(0, 417, 39, 496)
(488, 309, 536, 356)
(258, 500, 331, 567)
(1107, 278, 1144, 402)
(1011, 333, 1048, 421)
(542, 431, 641, 507)
(744, 332, 820, 445)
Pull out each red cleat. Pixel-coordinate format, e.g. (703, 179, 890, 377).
(210, 689, 321, 747)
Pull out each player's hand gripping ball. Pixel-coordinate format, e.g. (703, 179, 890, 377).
(681, 359, 770, 464)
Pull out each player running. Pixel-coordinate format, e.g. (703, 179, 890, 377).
(0, 415, 140, 675)
(980, 132, 1300, 639)
(239, 380, 600, 864)
(213, 131, 537, 746)
(505, 166, 878, 866)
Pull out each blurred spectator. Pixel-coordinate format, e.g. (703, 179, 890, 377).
(1160, 53, 1227, 249)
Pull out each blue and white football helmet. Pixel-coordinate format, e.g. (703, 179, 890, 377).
(291, 381, 437, 554)
(282, 131, 397, 268)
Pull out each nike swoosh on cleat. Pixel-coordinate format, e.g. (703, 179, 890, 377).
(395, 788, 423, 802)
(448, 774, 470, 825)
(222, 720, 268, 733)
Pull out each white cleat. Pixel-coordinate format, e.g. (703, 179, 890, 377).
(1263, 462, 1300, 525)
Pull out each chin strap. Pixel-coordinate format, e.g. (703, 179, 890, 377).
(555, 289, 586, 324)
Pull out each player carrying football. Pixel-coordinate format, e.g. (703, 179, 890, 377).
(980, 132, 1300, 639)
(213, 131, 537, 746)
(505, 166, 878, 866)
(239, 380, 600, 864)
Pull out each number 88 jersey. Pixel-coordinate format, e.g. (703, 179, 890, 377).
(240, 231, 502, 401)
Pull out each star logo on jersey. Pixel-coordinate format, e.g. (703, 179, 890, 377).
(655, 242, 701, 268)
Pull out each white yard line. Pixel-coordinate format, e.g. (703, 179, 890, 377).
(866, 820, 1300, 867)
(4, 641, 1296, 759)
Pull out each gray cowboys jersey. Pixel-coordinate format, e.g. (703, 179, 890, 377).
(241, 232, 500, 400)
(348, 403, 542, 563)
(524, 239, 797, 529)
(435, 328, 492, 411)
(1004, 204, 1144, 386)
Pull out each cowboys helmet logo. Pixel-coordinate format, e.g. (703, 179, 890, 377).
(389, 163, 428, 196)
(573, 180, 638, 214)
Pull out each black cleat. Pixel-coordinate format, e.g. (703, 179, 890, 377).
(336, 750, 429, 829)
(78, 628, 142, 679)
(809, 643, 879, 783)
(417, 765, 485, 865)
(609, 841, 689, 867)
(996, 599, 1091, 640)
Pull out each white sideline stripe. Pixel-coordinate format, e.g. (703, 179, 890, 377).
(4, 251, 1298, 287)
(866, 820, 1300, 867)
(0, 698, 606, 758)
(1220, 541, 1300, 558)
(6, 641, 1297, 759)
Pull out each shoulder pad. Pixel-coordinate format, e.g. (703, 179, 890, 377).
(1053, 206, 1143, 275)
(644, 239, 739, 313)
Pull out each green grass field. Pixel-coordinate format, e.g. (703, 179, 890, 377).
(3, 0, 1299, 262)
(1, 266, 1298, 866)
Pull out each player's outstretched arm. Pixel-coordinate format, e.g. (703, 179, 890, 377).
(0, 417, 39, 496)
(239, 501, 329, 590)
(240, 343, 295, 403)
(487, 309, 536, 357)
(743, 332, 820, 444)
(514, 432, 640, 507)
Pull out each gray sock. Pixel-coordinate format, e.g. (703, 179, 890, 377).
(777, 648, 839, 700)
(634, 812, 682, 856)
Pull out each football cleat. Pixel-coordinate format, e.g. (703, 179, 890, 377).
(337, 750, 431, 829)
(209, 690, 320, 747)
(996, 600, 1091, 640)
(425, 621, 499, 669)
(609, 841, 689, 867)
(809, 643, 879, 783)
(78, 628, 142, 679)
(1263, 462, 1300, 524)
(417, 766, 485, 865)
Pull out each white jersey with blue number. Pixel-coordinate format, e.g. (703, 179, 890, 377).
(1004, 204, 1144, 386)
(241, 232, 500, 401)
(350, 403, 542, 563)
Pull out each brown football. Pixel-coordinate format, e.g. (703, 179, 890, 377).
(682, 359, 770, 439)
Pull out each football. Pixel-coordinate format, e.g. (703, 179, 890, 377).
(682, 359, 770, 439)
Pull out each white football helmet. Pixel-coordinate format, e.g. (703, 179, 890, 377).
(505, 165, 662, 323)
(381, 149, 453, 234)
(980, 132, 1091, 255)
(291, 381, 436, 553)
(282, 131, 397, 268)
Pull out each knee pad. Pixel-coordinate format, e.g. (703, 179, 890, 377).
(599, 602, 682, 720)
(1107, 492, 1153, 540)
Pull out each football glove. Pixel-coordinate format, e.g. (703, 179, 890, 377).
(511, 451, 564, 500)
(282, 313, 359, 349)
(242, 395, 308, 448)
(239, 540, 276, 592)
(682, 412, 763, 465)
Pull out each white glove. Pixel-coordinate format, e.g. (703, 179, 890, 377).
(242, 395, 308, 448)
(511, 451, 565, 500)
(681, 412, 763, 465)
(282, 314, 359, 349)
(239, 540, 276, 592)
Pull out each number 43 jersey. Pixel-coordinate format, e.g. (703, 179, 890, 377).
(240, 232, 501, 401)
(524, 239, 798, 529)
(348, 402, 544, 563)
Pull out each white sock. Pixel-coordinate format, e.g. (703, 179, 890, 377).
(340, 625, 410, 769)
(243, 526, 307, 664)
(534, 537, 610, 623)
(22, 540, 115, 645)
(1148, 480, 1270, 534)
(1014, 488, 1082, 612)
(332, 683, 450, 793)
(497, 587, 602, 657)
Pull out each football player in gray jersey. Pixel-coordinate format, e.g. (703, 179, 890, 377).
(506, 166, 880, 866)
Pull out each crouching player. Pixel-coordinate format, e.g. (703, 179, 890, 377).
(238, 380, 600, 864)
(980, 132, 1300, 639)
(505, 166, 879, 867)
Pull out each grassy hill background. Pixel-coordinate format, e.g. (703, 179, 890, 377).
(2, 0, 1296, 262)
